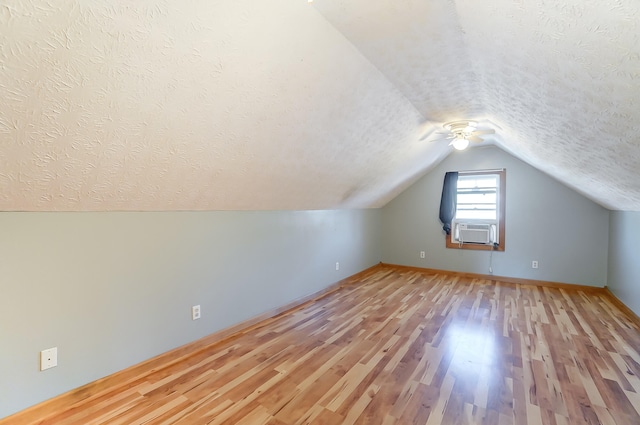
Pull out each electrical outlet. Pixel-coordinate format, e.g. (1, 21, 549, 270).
(192, 305, 201, 320)
(335, 262, 340, 271)
(40, 347, 58, 371)
(532, 260, 539, 269)
(420, 251, 425, 259)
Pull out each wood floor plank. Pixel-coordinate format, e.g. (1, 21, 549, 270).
(5, 265, 640, 424)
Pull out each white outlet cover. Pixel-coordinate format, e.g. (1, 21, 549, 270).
(40, 347, 58, 371)
(420, 251, 426, 258)
(192, 305, 201, 320)
(335, 262, 340, 270)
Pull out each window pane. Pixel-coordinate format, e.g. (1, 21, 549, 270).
(457, 193, 496, 204)
(458, 207, 496, 213)
(457, 176, 497, 189)
(455, 174, 498, 220)
(456, 210, 497, 220)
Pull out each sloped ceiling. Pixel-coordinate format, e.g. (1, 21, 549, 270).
(1, 0, 639, 211)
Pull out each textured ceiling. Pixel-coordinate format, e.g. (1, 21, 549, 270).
(314, 0, 640, 211)
(0, 0, 639, 211)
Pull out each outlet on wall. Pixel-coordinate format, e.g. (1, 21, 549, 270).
(420, 251, 425, 259)
(40, 347, 57, 371)
(192, 305, 201, 320)
(532, 260, 539, 269)
(335, 262, 340, 271)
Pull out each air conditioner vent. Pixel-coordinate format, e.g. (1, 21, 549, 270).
(463, 224, 491, 231)
(452, 221, 497, 245)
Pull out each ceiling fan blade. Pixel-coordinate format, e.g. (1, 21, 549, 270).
(472, 129, 495, 136)
(467, 136, 484, 143)
(421, 130, 451, 141)
(417, 119, 441, 140)
(418, 131, 433, 141)
(426, 135, 454, 143)
(481, 119, 503, 130)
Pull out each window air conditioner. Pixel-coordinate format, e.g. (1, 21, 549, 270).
(452, 222, 496, 245)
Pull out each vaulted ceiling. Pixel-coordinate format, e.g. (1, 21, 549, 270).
(1, 0, 639, 211)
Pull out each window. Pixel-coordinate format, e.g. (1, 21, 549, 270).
(446, 169, 505, 251)
(456, 174, 498, 220)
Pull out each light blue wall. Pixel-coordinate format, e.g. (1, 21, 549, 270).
(381, 146, 609, 286)
(608, 211, 640, 316)
(0, 209, 381, 418)
(0, 147, 626, 419)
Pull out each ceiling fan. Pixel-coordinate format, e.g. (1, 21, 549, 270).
(423, 120, 495, 150)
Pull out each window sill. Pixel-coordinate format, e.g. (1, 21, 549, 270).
(445, 238, 505, 251)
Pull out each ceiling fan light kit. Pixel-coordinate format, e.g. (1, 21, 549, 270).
(452, 137, 470, 151)
(425, 120, 496, 151)
(444, 120, 478, 133)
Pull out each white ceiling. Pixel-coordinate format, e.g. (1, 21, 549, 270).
(1, 0, 639, 211)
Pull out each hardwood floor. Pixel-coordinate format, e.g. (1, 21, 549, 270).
(8, 265, 640, 424)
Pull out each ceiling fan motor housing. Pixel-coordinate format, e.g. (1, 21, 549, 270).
(444, 120, 478, 138)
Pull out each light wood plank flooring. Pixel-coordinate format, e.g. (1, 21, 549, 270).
(8, 265, 640, 424)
